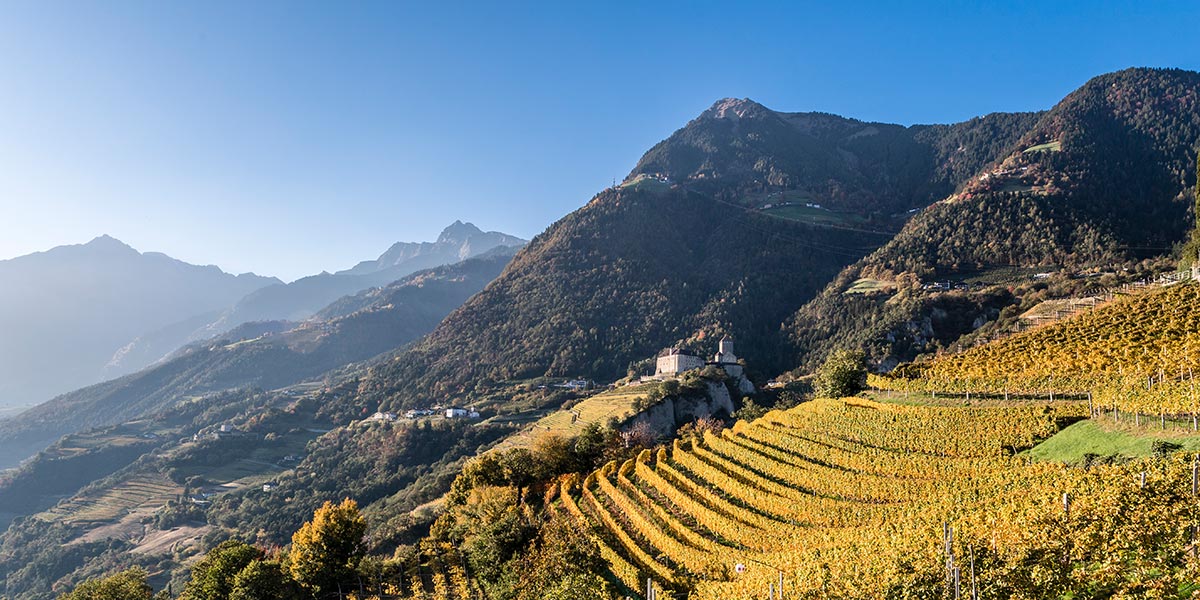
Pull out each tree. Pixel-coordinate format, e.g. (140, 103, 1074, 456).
(180, 540, 263, 600)
(512, 512, 612, 600)
(814, 349, 867, 398)
(59, 567, 154, 600)
(230, 560, 305, 600)
(289, 498, 367, 597)
(499, 448, 536, 504)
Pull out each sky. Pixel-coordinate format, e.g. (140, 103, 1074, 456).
(0, 1, 1197, 281)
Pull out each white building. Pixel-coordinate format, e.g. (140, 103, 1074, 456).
(655, 348, 705, 377)
(446, 407, 480, 419)
(555, 379, 591, 390)
(369, 412, 397, 422)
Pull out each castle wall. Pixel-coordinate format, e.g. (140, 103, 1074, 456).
(655, 353, 704, 375)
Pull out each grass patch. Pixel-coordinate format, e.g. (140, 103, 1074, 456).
(491, 383, 662, 452)
(1023, 140, 1062, 153)
(1028, 419, 1200, 463)
(844, 278, 895, 295)
(954, 265, 1052, 286)
(619, 175, 671, 192)
(759, 204, 861, 226)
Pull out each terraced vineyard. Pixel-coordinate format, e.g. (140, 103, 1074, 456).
(555, 398, 1200, 599)
(40, 474, 179, 525)
(383, 543, 484, 599)
(872, 281, 1200, 415)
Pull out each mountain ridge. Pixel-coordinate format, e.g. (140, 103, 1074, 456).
(101, 222, 527, 379)
(0, 236, 280, 410)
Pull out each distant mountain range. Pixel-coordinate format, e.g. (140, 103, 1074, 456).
(0, 236, 278, 410)
(103, 221, 525, 379)
(0, 223, 525, 413)
(0, 248, 519, 470)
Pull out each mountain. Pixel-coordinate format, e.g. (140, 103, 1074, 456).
(341, 220, 524, 276)
(0, 236, 279, 411)
(341, 100, 1040, 411)
(102, 222, 526, 378)
(785, 67, 1200, 372)
(0, 249, 518, 470)
(630, 97, 1042, 219)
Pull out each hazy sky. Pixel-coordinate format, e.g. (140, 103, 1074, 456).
(0, 1, 1197, 281)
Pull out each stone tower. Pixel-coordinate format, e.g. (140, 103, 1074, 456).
(715, 335, 737, 365)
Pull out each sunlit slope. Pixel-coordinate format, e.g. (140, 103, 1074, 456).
(554, 398, 1199, 599)
(872, 282, 1200, 414)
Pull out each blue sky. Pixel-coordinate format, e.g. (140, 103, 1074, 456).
(0, 1, 1197, 281)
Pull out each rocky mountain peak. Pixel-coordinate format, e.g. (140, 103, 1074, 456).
(700, 97, 772, 120)
(436, 220, 485, 245)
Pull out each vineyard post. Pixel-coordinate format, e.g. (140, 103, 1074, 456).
(969, 546, 978, 600)
(1193, 457, 1199, 561)
(1062, 492, 1071, 520)
(1087, 392, 1093, 416)
(1139, 471, 1146, 489)
(943, 522, 955, 597)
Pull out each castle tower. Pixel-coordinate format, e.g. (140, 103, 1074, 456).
(714, 335, 737, 364)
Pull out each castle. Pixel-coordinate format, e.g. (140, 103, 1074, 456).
(653, 335, 743, 378)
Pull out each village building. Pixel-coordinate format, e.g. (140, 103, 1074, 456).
(445, 407, 480, 419)
(368, 412, 397, 422)
(555, 379, 592, 390)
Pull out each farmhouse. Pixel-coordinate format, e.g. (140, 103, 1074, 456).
(446, 407, 480, 419)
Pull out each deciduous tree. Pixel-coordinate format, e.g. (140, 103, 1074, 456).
(289, 498, 367, 597)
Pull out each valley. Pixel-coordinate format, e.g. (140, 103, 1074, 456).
(5, 66, 1200, 600)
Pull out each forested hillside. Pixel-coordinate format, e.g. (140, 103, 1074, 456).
(348, 98, 1044, 412)
(786, 68, 1200, 371)
(355, 185, 879, 410)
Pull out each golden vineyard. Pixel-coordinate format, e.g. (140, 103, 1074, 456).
(550, 398, 1200, 599)
(871, 282, 1200, 417)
